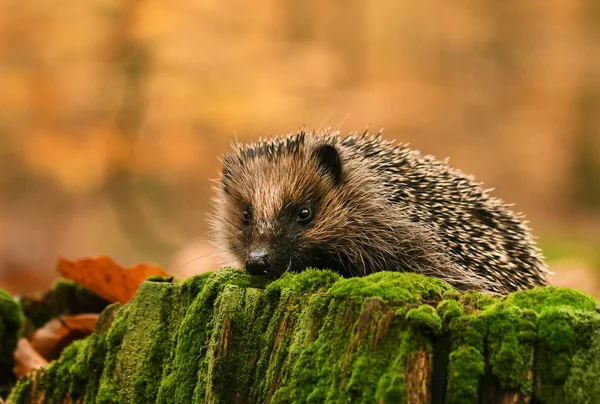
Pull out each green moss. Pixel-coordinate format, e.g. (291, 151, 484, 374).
(156, 269, 237, 403)
(0, 289, 24, 384)
(197, 285, 270, 402)
(406, 305, 442, 336)
(96, 304, 129, 403)
(274, 297, 361, 402)
(97, 281, 181, 403)
(446, 346, 485, 403)
(78, 303, 121, 403)
(145, 275, 174, 283)
(185, 269, 345, 403)
(10, 339, 89, 404)
(265, 269, 341, 295)
(504, 286, 598, 313)
(8, 376, 33, 404)
(252, 291, 302, 402)
(373, 309, 436, 403)
(441, 289, 462, 301)
(270, 292, 438, 403)
(180, 270, 212, 296)
(326, 272, 451, 304)
(483, 304, 537, 394)
(445, 315, 486, 403)
(131, 283, 182, 403)
(9, 268, 600, 403)
(20, 279, 109, 330)
(9, 303, 125, 404)
(458, 291, 496, 312)
(53, 279, 108, 314)
(269, 293, 331, 403)
(563, 329, 600, 402)
(437, 299, 464, 324)
(67, 337, 92, 399)
(47, 339, 89, 403)
(535, 308, 600, 402)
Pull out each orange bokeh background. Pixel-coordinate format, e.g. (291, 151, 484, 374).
(1, 0, 599, 296)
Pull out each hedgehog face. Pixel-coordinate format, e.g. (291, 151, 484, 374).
(214, 141, 347, 278)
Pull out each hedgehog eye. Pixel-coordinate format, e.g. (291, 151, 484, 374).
(297, 205, 313, 224)
(242, 207, 253, 225)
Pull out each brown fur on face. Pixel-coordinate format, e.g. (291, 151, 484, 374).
(213, 139, 335, 268)
(209, 132, 502, 292)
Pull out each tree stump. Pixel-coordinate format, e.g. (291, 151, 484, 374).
(8, 269, 600, 403)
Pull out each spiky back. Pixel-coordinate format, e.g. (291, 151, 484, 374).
(333, 132, 549, 293)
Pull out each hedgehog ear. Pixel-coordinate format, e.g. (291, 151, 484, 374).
(313, 144, 342, 185)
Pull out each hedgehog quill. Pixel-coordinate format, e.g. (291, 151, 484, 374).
(210, 130, 549, 294)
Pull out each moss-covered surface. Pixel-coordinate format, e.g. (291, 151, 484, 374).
(0, 290, 23, 369)
(0, 291, 23, 370)
(20, 279, 110, 331)
(9, 269, 600, 403)
(0, 289, 24, 398)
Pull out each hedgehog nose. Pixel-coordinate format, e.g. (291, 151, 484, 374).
(245, 250, 270, 276)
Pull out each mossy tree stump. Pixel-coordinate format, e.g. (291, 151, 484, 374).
(9, 269, 600, 403)
(1, 289, 24, 389)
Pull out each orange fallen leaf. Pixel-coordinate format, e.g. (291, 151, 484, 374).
(30, 314, 99, 360)
(29, 319, 68, 360)
(57, 256, 168, 304)
(60, 313, 99, 332)
(13, 338, 48, 379)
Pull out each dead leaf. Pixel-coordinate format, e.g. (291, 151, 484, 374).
(29, 318, 68, 360)
(60, 313, 99, 332)
(13, 338, 48, 379)
(30, 314, 99, 360)
(56, 256, 168, 304)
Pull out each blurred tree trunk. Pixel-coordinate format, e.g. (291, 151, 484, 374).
(570, 0, 600, 212)
(101, 0, 175, 261)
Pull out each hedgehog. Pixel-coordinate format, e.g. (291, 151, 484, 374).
(210, 130, 549, 294)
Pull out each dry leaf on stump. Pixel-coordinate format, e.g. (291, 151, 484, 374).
(13, 338, 48, 379)
(57, 256, 168, 304)
(30, 314, 99, 360)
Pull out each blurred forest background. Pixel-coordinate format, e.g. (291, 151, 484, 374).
(1, 0, 599, 297)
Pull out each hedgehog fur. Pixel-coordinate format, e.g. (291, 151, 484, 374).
(210, 130, 549, 294)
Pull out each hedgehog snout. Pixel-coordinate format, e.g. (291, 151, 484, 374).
(245, 249, 271, 276)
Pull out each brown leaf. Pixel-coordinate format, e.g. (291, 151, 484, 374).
(13, 338, 48, 379)
(60, 313, 99, 332)
(56, 256, 168, 304)
(29, 318, 68, 360)
(30, 314, 99, 360)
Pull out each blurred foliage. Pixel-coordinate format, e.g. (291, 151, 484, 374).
(0, 0, 598, 293)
